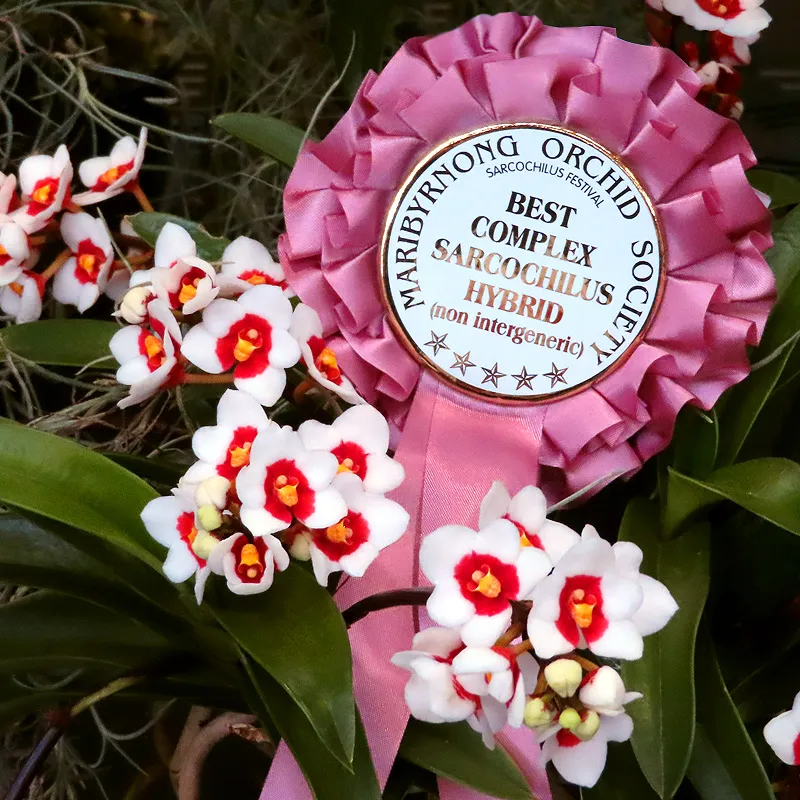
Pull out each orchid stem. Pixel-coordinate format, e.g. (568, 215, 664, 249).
(182, 373, 235, 385)
(292, 376, 315, 405)
(39, 247, 71, 281)
(342, 588, 432, 627)
(508, 640, 534, 657)
(110, 250, 154, 273)
(495, 623, 525, 648)
(132, 183, 155, 213)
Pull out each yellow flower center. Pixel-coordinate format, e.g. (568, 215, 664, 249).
(100, 165, 122, 185)
(325, 520, 353, 544)
(144, 334, 165, 364)
(31, 183, 53, 204)
(239, 543, 262, 579)
(9, 281, 24, 297)
(520, 533, 533, 548)
(569, 589, 597, 629)
(317, 347, 338, 372)
(273, 474, 298, 507)
(247, 274, 267, 285)
(229, 442, 252, 468)
(77, 253, 97, 275)
(233, 328, 261, 362)
(337, 457, 355, 474)
(470, 567, 502, 598)
(178, 277, 200, 304)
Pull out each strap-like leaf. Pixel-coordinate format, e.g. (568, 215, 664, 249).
(687, 629, 773, 800)
(665, 458, 800, 538)
(242, 655, 381, 799)
(1, 319, 118, 367)
(207, 568, 356, 767)
(619, 499, 710, 799)
(127, 212, 229, 261)
(399, 720, 535, 800)
(213, 113, 305, 166)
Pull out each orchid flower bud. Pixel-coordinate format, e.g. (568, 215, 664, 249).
(289, 530, 313, 561)
(544, 658, 583, 698)
(558, 708, 581, 730)
(523, 697, 556, 729)
(195, 476, 230, 509)
(579, 666, 627, 715)
(117, 285, 152, 324)
(197, 504, 222, 532)
(191, 529, 219, 560)
(574, 710, 601, 741)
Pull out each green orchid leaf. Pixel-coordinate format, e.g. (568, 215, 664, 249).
(0, 512, 194, 641)
(207, 567, 355, 767)
(399, 720, 534, 800)
(619, 499, 710, 799)
(213, 113, 305, 166)
(242, 655, 380, 799)
(104, 452, 187, 486)
(665, 458, 800, 538)
(0, 591, 174, 675)
(1, 319, 118, 367)
(748, 170, 800, 210)
(127, 212, 229, 261)
(0, 419, 163, 568)
(687, 629, 773, 800)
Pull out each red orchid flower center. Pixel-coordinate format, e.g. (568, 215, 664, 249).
(141, 333, 166, 371)
(569, 589, 597, 629)
(29, 177, 58, 209)
(504, 515, 544, 550)
(325, 517, 353, 544)
(313, 511, 370, 559)
(230, 441, 251, 469)
(794, 733, 800, 765)
(273, 474, 300, 507)
(75, 239, 107, 283)
(331, 441, 368, 477)
(696, 0, 742, 18)
(307, 335, 342, 384)
(177, 511, 204, 566)
(93, 160, 134, 191)
(232, 536, 268, 583)
(468, 565, 502, 598)
(216, 426, 258, 480)
(234, 327, 263, 362)
(0, 245, 9, 266)
(556, 575, 608, 645)
(454, 553, 520, 615)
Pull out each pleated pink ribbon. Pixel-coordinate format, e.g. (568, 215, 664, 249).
(263, 371, 553, 799)
(264, 12, 776, 798)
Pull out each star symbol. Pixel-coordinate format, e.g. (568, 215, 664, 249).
(424, 331, 449, 357)
(451, 351, 475, 376)
(481, 362, 506, 388)
(511, 366, 537, 391)
(543, 362, 568, 389)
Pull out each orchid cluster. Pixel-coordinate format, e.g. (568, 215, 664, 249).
(141, 400, 408, 601)
(645, 0, 771, 118)
(0, 131, 149, 324)
(393, 483, 679, 787)
(109, 219, 367, 410)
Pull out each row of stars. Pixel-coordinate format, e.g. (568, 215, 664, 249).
(424, 331, 568, 389)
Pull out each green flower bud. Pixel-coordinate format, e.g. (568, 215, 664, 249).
(523, 697, 556, 729)
(574, 710, 601, 741)
(558, 708, 582, 731)
(191, 529, 220, 560)
(197, 504, 223, 532)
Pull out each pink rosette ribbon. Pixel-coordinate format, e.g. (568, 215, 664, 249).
(263, 12, 775, 799)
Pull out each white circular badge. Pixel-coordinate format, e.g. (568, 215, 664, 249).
(380, 123, 664, 402)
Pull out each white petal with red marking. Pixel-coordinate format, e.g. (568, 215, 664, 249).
(269, 327, 302, 369)
(300, 485, 347, 529)
(764, 707, 800, 766)
(221, 236, 284, 282)
(362, 453, 405, 494)
(238, 283, 293, 329)
(182, 324, 226, 373)
(293, 449, 340, 491)
(590, 620, 644, 660)
(632, 575, 678, 635)
(516, 545, 553, 598)
(478, 481, 511, 528)
(163, 544, 199, 583)
(527, 618, 575, 660)
(537, 520, 581, 564)
(234, 365, 287, 406)
(426, 582, 478, 628)
(452, 647, 509, 675)
(544, 728, 609, 788)
(419, 525, 476, 582)
(154, 222, 196, 268)
(461, 607, 513, 647)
